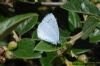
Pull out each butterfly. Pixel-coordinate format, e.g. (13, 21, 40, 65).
(37, 13, 60, 45)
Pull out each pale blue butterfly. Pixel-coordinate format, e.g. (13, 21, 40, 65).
(37, 13, 60, 45)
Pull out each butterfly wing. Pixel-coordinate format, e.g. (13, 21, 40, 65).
(37, 13, 60, 45)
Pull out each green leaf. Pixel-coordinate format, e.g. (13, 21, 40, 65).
(40, 52, 57, 66)
(0, 41, 7, 46)
(81, 0, 100, 16)
(73, 60, 86, 66)
(32, 30, 39, 40)
(89, 28, 100, 43)
(62, 0, 82, 13)
(97, 22, 100, 29)
(59, 28, 70, 37)
(13, 38, 41, 59)
(71, 48, 90, 55)
(82, 16, 100, 39)
(69, 11, 81, 31)
(34, 41, 59, 52)
(90, 35, 100, 43)
(0, 16, 6, 22)
(62, 0, 100, 16)
(0, 13, 38, 39)
(16, 15, 38, 35)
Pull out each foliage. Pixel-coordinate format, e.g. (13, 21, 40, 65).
(0, 0, 100, 66)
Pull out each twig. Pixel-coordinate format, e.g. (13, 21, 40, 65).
(12, 30, 21, 42)
(41, 0, 67, 6)
(18, 0, 67, 6)
(67, 31, 83, 45)
(60, 57, 73, 66)
(57, 31, 83, 56)
(64, 59, 73, 66)
(0, 0, 13, 7)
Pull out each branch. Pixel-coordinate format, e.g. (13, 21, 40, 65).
(67, 31, 83, 45)
(57, 31, 83, 56)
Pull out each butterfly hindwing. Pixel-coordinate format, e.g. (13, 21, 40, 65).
(37, 13, 60, 45)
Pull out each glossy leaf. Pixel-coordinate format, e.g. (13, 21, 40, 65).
(73, 60, 86, 66)
(16, 15, 38, 35)
(0, 13, 38, 38)
(32, 30, 39, 40)
(34, 41, 60, 52)
(81, 0, 100, 16)
(40, 52, 57, 66)
(71, 48, 90, 55)
(82, 16, 100, 39)
(62, 0, 100, 16)
(89, 28, 100, 43)
(13, 38, 41, 59)
(62, 0, 82, 13)
(69, 11, 81, 31)
(59, 28, 70, 37)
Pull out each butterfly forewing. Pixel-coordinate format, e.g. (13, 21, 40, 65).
(37, 13, 60, 45)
